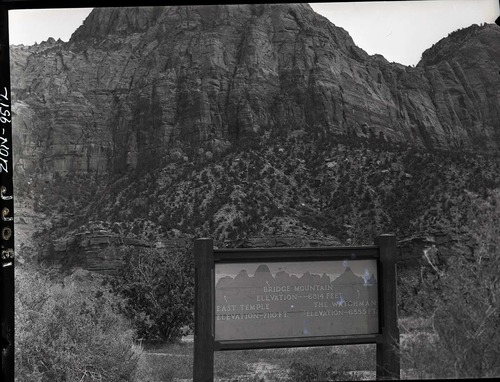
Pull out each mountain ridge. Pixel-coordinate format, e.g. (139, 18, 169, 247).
(9, 4, 500, 274)
(11, 5, 500, 184)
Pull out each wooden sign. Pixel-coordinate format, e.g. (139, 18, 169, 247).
(215, 259, 378, 340)
(193, 235, 400, 381)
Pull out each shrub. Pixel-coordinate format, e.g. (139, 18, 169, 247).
(15, 265, 141, 382)
(400, 189, 500, 378)
(430, 191, 500, 378)
(110, 246, 194, 342)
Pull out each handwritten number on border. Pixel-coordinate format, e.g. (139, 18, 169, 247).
(0, 86, 10, 172)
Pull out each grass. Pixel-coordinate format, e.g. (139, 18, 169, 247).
(135, 340, 377, 382)
(134, 316, 459, 381)
(135, 341, 193, 382)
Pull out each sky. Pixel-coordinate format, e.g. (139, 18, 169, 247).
(8, 1, 500, 66)
(9, 7, 93, 45)
(310, 0, 500, 65)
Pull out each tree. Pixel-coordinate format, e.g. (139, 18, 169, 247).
(110, 246, 194, 342)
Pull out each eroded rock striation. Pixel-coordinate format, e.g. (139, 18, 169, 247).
(10, 3, 500, 179)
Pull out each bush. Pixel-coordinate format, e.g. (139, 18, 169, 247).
(430, 190, 500, 378)
(400, 189, 500, 378)
(15, 265, 141, 382)
(110, 246, 194, 342)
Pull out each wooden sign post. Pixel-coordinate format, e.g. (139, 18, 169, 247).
(193, 235, 400, 381)
(193, 239, 214, 382)
(376, 235, 400, 380)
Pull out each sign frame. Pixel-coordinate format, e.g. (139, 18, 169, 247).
(193, 235, 400, 381)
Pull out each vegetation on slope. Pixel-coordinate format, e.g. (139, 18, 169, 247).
(15, 131, 500, 380)
(26, 132, 498, 248)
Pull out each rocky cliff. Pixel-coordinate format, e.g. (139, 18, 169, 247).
(10, 4, 500, 275)
(10, 4, 500, 180)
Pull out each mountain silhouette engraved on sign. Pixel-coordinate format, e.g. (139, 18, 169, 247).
(216, 265, 376, 289)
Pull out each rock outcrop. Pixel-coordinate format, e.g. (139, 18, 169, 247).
(47, 226, 191, 274)
(10, 4, 500, 180)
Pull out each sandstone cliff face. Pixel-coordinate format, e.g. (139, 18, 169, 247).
(419, 24, 500, 149)
(10, 4, 500, 179)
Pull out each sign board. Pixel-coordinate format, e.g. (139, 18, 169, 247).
(215, 260, 378, 340)
(193, 236, 400, 382)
